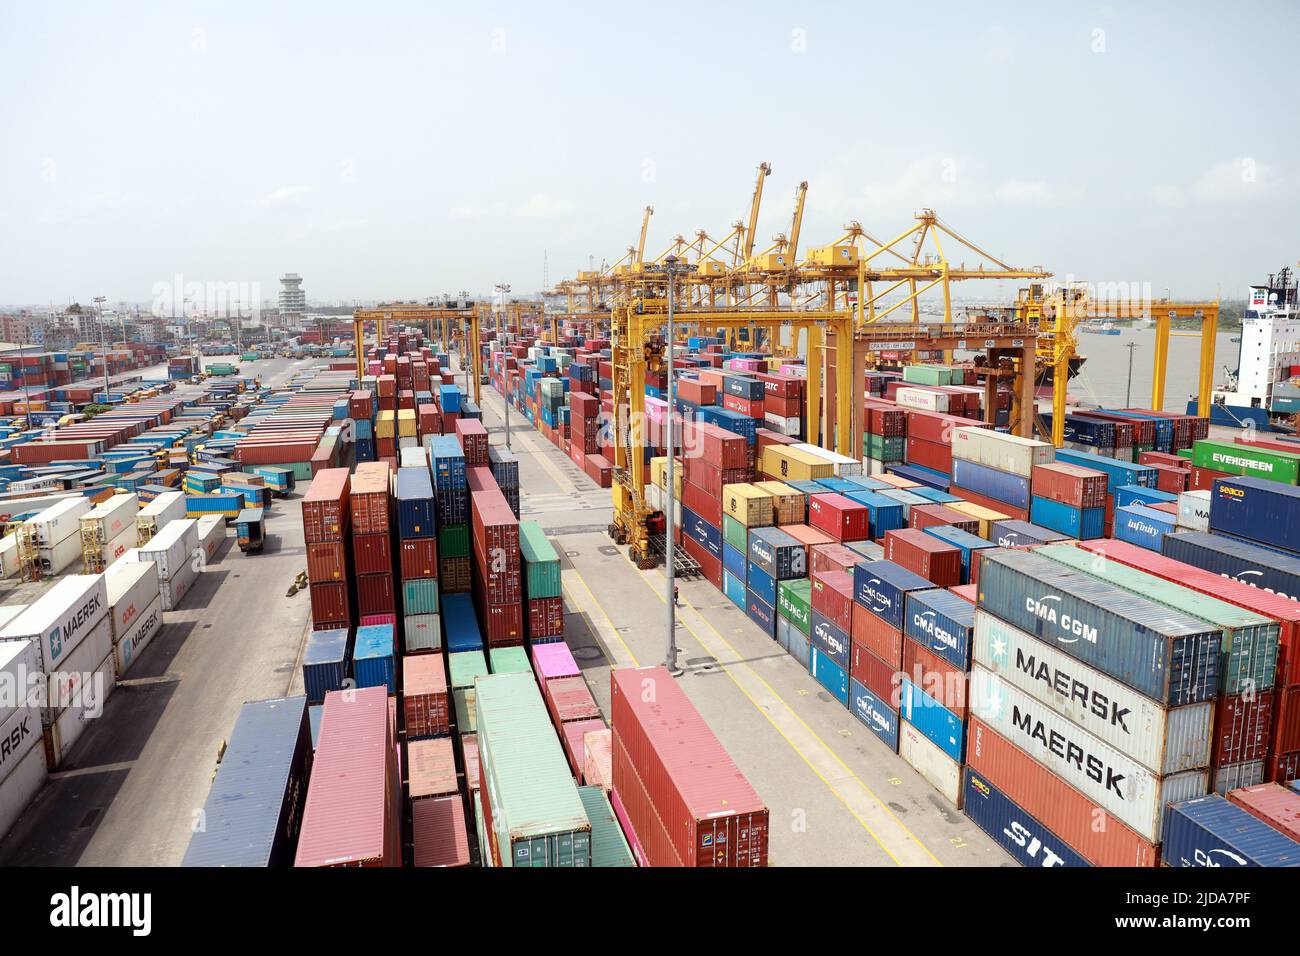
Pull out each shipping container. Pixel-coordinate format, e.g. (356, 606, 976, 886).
(0, 574, 108, 672)
(952, 427, 1054, 477)
(899, 718, 963, 807)
(852, 560, 933, 632)
(1162, 530, 1300, 602)
(951, 458, 1030, 510)
(577, 784, 636, 867)
(1162, 794, 1300, 867)
(353, 623, 396, 693)
(1227, 783, 1300, 843)
(1209, 476, 1300, 553)
(412, 795, 471, 867)
(904, 587, 975, 671)
(302, 627, 351, 705)
(961, 769, 1090, 867)
(407, 737, 457, 800)
(885, 530, 962, 587)
(404, 652, 450, 739)
(849, 677, 900, 751)
(898, 676, 964, 762)
(301, 468, 350, 542)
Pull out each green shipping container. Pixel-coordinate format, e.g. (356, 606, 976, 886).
(475, 673, 592, 867)
(723, 514, 748, 553)
(777, 578, 812, 635)
(576, 785, 635, 867)
(1177, 448, 1193, 460)
(903, 365, 951, 387)
(454, 687, 477, 735)
(439, 523, 470, 558)
(489, 645, 531, 675)
(1190, 440, 1300, 485)
(519, 521, 562, 598)
(449, 649, 490, 689)
(1037, 544, 1279, 695)
(402, 578, 440, 615)
(867, 434, 905, 462)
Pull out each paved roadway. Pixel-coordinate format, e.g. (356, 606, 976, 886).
(471, 379, 1011, 867)
(0, 356, 319, 865)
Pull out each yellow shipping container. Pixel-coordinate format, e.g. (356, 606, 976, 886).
(761, 445, 835, 482)
(946, 501, 1009, 539)
(397, 408, 417, 437)
(752, 480, 806, 525)
(650, 456, 683, 499)
(375, 409, 396, 439)
(723, 483, 775, 527)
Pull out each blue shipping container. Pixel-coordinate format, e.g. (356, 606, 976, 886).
(723, 569, 746, 608)
(904, 588, 975, 670)
(962, 769, 1091, 868)
(844, 490, 905, 539)
(907, 486, 961, 505)
(899, 677, 965, 762)
(396, 467, 437, 538)
(988, 519, 1070, 548)
(810, 646, 849, 706)
(441, 593, 484, 652)
(745, 590, 777, 638)
(302, 627, 351, 705)
(810, 609, 850, 669)
(816, 477, 861, 495)
(952, 458, 1030, 510)
(1114, 484, 1177, 509)
(852, 560, 934, 631)
(921, 525, 995, 583)
(746, 561, 777, 607)
(1162, 794, 1300, 867)
(787, 626, 812, 671)
(849, 678, 900, 751)
(353, 624, 396, 692)
(886, 463, 949, 491)
(1209, 476, 1300, 555)
(1162, 530, 1300, 601)
(1029, 496, 1105, 540)
(681, 505, 722, 560)
(844, 475, 890, 492)
(722, 542, 746, 581)
(1114, 503, 1176, 551)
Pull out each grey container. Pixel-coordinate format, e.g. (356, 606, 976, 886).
(976, 549, 1221, 706)
(1212, 760, 1264, 795)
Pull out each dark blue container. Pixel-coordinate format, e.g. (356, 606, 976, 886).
(353, 623, 396, 693)
(904, 588, 975, 670)
(748, 526, 806, 579)
(427, 435, 466, 490)
(435, 488, 468, 526)
(952, 458, 1030, 510)
(810, 646, 849, 705)
(921, 525, 994, 583)
(302, 627, 351, 705)
(962, 769, 1090, 868)
(1162, 530, 1300, 602)
(1114, 503, 1176, 551)
(885, 463, 949, 490)
(488, 445, 520, 489)
(746, 561, 777, 607)
(1029, 496, 1105, 540)
(1209, 476, 1300, 555)
(988, 518, 1070, 548)
(181, 696, 312, 867)
(396, 467, 437, 539)
(844, 490, 905, 539)
(1105, 409, 1175, 453)
(849, 678, 899, 751)
(722, 542, 747, 581)
(899, 676, 964, 762)
(745, 589, 777, 638)
(1162, 794, 1300, 867)
(810, 609, 850, 669)
(441, 593, 484, 652)
(1114, 484, 1177, 509)
(354, 438, 376, 462)
(853, 560, 933, 631)
(722, 374, 765, 401)
(681, 505, 722, 560)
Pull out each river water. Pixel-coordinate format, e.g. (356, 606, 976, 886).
(1062, 328, 1239, 411)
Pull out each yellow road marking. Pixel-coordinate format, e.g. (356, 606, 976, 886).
(561, 565, 640, 668)
(635, 566, 943, 868)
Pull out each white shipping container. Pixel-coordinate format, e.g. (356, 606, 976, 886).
(0, 745, 47, 842)
(403, 612, 441, 653)
(0, 574, 108, 673)
(1176, 490, 1211, 532)
(42, 650, 114, 770)
(137, 518, 198, 579)
(97, 525, 137, 569)
(895, 387, 949, 413)
(791, 443, 863, 476)
(136, 491, 186, 539)
(971, 610, 1213, 776)
(113, 596, 163, 677)
(899, 718, 963, 808)
(196, 515, 226, 563)
(400, 447, 428, 468)
(0, 534, 16, 579)
(969, 664, 1208, 842)
(0, 640, 41, 727)
(79, 493, 139, 548)
(45, 616, 113, 723)
(158, 558, 199, 610)
(105, 560, 162, 642)
(37, 533, 85, 576)
(952, 426, 1055, 478)
(764, 413, 802, 437)
(0, 606, 28, 631)
(25, 497, 93, 548)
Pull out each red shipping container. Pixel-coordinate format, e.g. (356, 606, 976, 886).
(472, 545, 522, 605)
(352, 531, 393, 575)
(527, 596, 565, 638)
(808, 493, 871, 542)
(696, 423, 749, 470)
(1273, 685, 1300, 756)
(295, 686, 400, 867)
(1149, 463, 1190, 494)
(1212, 690, 1274, 765)
(309, 581, 350, 627)
(1075, 539, 1300, 686)
(456, 418, 489, 466)
(349, 390, 375, 420)
(1031, 462, 1108, 510)
(681, 535, 722, 590)
(350, 463, 391, 535)
(950, 583, 977, 604)
(810, 543, 862, 577)
(1226, 783, 1300, 843)
(756, 427, 799, 452)
(302, 468, 351, 542)
(1267, 750, 1300, 784)
(755, 372, 803, 399)
(721, 393, 764, 418)
(811, 570, 854, 633)
(851, 641, 900, 707)
(765, 394, 803, 419)
(399, 537, 438, 580)
(356, 573, 396, 616)
(561, 717, 608, 780)
(611, 666, 769, 867)
(1138, 450, 1187, 468)
(306, 541, 348, 584)
(851, 602, 904, 667)
(584, 453, 613, 488)
(403, 653, 450, 739)
(884, 529, 961, 586)
(479, 598, 524, 645)
(903, 638, 968, 719)
(864, 404, 907, 437)
(909, 504, 979, 536)
(1190, 465, 1231, 491)
(468, 473, 519, 558)
(966, 718, 1158, 867)
(905, 436, 951, 473)
(545, 675, 601, 727)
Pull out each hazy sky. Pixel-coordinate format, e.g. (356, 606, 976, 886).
(2, 1, 1296, 312)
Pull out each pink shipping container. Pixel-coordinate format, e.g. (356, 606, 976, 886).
(544, 675, 601, 727)
(295, 686, 400, 867)
(1227, 783, 1300, 843)
(611, 666, 769, 867)
(809, 543, 863, 577)
(583, 728, 612, 790)
(403, 653, 450, 739)
(532, 641, 581, 682)
(407, 737, 457, 799)
(561, 717, 608, 780)
(412, 795, 470, 867)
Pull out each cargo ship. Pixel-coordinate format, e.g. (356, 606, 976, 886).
(1193, 265, 1300, 432)
(1080, 321, 1121, 335)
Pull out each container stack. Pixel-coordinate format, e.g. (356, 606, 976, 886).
(949, 427, 1054, 526)
(350, 462, 396, 620)
(104, 559, 163, 678)
(396, 466, 439, 654)
(467, 466, 523, 647)
(749, 527, 807, 642)
(720, 483, 774, 610)
(519, 520, 563, 644)
(427, 435, 471, 595)
(0, 633, 47, 841)
(489, 445, 521, 518)
(302, 468, 352, 629)
(135, 518, 200, 610)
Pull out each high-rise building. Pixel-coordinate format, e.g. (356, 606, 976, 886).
(279, 273, 307, 323)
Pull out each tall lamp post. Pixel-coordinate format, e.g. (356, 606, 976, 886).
(94, 296, 109, 401)
(495, 282, 512, 449)
(659, 255, 692, 676)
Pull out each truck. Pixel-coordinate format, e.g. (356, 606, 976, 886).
(235, 508, 265, 553)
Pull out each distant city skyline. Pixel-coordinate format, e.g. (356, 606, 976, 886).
(2, 2, 1296, 304)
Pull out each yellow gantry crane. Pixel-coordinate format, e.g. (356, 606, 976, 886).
(351, 303, 482, 405)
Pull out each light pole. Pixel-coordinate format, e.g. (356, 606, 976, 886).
(94, 296, 109, 401)
(495, 282, 512, 449)
(660, 254, 691, 676)
(1125, 341, 1139, 407)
